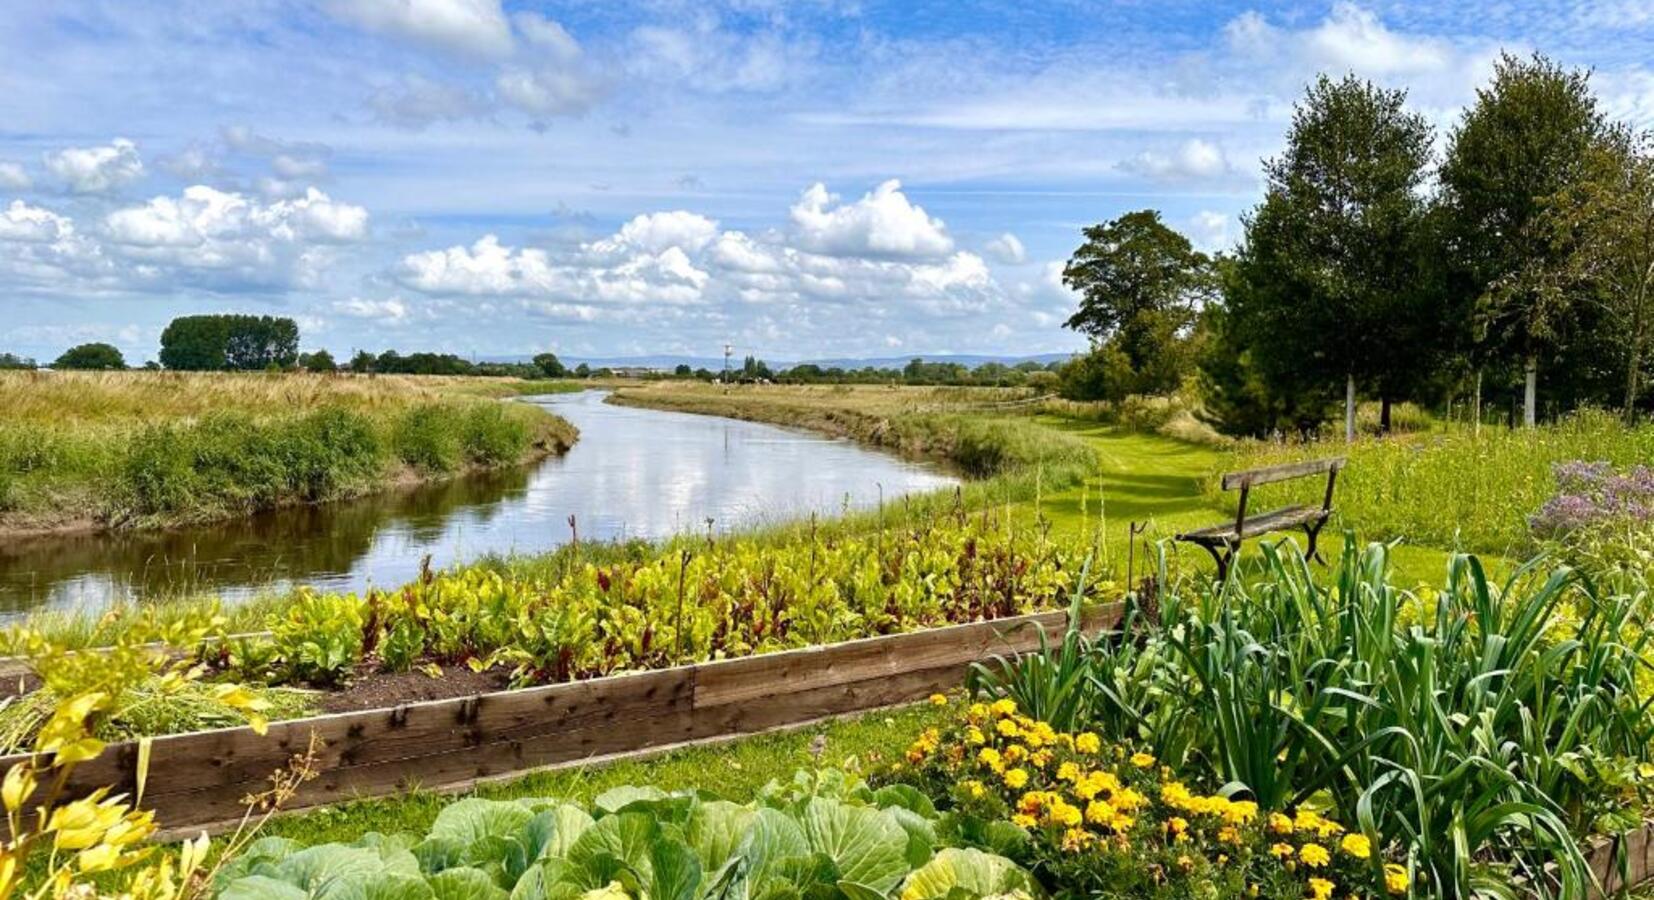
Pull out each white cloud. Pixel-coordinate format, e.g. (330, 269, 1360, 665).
(1225, 3, 1455, 79)
(0, 201, 72, 243)
(368, 77, 487, 129)
(495, 67, 602, 118)
(1188, 211, 1233, 252)
(394, 181, 1001, 319)
(44, 138, 145, 194)
(983, 233, 1026, 264)
(327, 0, 514, 60)
(1119, 139, 1232, 182)
(335, 296, 410, 322)
(0, 163, 30, 191)
(789, 180, 953, 259)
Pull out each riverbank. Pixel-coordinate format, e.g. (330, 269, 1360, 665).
(0, 371, 579, 536)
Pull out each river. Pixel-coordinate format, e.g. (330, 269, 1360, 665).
(0, 391, 958, 617)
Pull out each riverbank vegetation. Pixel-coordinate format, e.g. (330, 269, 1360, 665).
(0, 371, 577, 534)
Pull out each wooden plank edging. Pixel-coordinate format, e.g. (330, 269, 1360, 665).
(5, 604, 1123, 835)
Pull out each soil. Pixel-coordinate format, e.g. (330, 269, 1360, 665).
(316, 663, 514, 714)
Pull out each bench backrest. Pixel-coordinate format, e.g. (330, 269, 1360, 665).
(1220, 457, 1345, 491)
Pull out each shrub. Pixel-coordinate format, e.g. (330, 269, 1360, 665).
(460, 403, 530, 465)
(394, 403, 462, 472)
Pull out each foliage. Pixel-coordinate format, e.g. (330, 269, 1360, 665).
(1529, 460, 1654, 572)
(212, 766, 1035, 900)
(298, 350, 338, 373)
(880, 697, 1390, 899)
(0, 354, 35, 371)
(160, 315, 300, 372)
(964, 539, 1654, 897)
(1212, 75, 1437, 436)
(207, 511, 1108, 691)
(1061, 210, 1215, 398)
(533, 353, 567, 379)
(52, 343, 127, 371)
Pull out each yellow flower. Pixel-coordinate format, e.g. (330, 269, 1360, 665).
(1084, 800, 1115, 826)
(966, 726, 986, 745)
(968, 702, 989, 720)
(1309, 877, 1335, 900)
(1, 765, 35, 813)
(990, 698, 1017, 716)
(1176, 854, 1193, 871)
(1223, 799, 1258, 825)
(978, 747, 1003, 770)
(1269, 843, 1294, 859)
(1011, 813, 1037, 828)
(1074, 732, 1102, 754)
(1003, 744, 1027, 764)
(1167, 817, 1188, 839)
(1130, 752, 1155, 768)
(1056, 761, 1081, 782)
(1299, 843, 1331, 868)
(997, 719, 1022, 738)
(1340, 833, 1372, 859)
(1003, 768, 1029, 789)
(1294, 809, 1322, 832)
(1268, 812, 1294, 835)
(1217, 825, 1240, 845)
(962, 780, 986, 799)
(1060, 827, 1094, 852)
(1048, 799, 1082, 827)
(929, 693, 948, 706)
(1384, 864, 1409, 895)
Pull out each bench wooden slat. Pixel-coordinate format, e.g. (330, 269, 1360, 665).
(1220, 457, 1345, 490)
(1177, 506, 1328, 544)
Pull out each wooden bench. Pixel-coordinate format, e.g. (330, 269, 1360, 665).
(1175, 457, 1345, 580)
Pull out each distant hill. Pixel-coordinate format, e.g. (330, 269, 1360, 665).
(481, 352, 1078, 371)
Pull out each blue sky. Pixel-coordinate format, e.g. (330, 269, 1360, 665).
(1, 1, 1651, 363)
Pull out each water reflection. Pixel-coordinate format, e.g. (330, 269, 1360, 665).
(0, 391, 957, 616)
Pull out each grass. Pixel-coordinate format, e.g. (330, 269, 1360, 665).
(1218, 408, 1654, 557)
(0, 371, 578, 533)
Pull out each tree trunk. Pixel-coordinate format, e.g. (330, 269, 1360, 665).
(1344, 374, 1356, 443)
(1523, 356, 1537, 427)
(1472, 370, 1482, 436)
(1380, 396, 1392, 433)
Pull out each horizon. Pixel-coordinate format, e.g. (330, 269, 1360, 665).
(3, 1, 1652, 364)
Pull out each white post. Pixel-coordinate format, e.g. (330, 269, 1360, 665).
(1523, 356, 1537, 427)
(1344, 373, 1356, 443)
(1473, 370, 1482, 437)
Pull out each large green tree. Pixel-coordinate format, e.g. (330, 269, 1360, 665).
(533, 352, 567, 378)
(1062, 210, 1215, 396)
(159, 315, 299, 371)
(52, 343, 126, 370)
(1439, 53, 1605, 426)
(1220, 74, 1436, 438)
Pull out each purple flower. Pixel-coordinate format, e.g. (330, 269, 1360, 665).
(1531, 460, 1654, 537)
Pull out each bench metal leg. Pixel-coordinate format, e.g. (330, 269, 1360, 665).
(1304, 520, 1327, 565)
(1193, 541, 1235, 582)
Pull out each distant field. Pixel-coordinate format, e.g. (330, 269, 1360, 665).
(0, 371, 579, 533)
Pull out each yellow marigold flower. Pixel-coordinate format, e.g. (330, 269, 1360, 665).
(1057, 761, 1081, 782)
(996, 719, 1021, 738)
(1003, 767, 1029, 789)
(1130, 751, 1155, 768)
(1176, 854, 1193, 871)
(1011, 813, 1037, 828)
(1084, 800, 1115, 826)
(1030, 750, 1052, 769)
(1384, 864, 1409, 895)
(1340, 833, 1372, 859)
(1294, 809, 1322, 831)
(1268, 812, 1294, 835)
(1074, 732, 1102, 754)
(1167, 816, 1188, 838)
(1217, 825, 1240, 845)
(1299, 843, 1331, 868)
(1049, 800, 1082, 827)
(968, 702, 989, 720)
(966, 726, 986, 745)
(1269, 842, 1294, 859)
(978, 747, 1003, 771)
(1003, 744, 1027, 763)
(1309, 877, 1335, 900)
(1224, 800, 1258, 825)
(990, 698, 1017, 716)
(1061, 827, 1093, 852)
(1160, 781, 1193, 808)
(929, 693, 949, 706)
(1113, 787, 1146, 812)
(962, 780, 986, 799)
(1316, 818, 1345, 838)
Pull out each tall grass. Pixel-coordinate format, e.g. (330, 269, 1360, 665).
(1217, 409, 1654, 556)
(0, 371, 577, 530)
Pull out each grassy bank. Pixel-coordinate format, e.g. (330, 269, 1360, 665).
(0, 371, 579, 534)
(1216, 409, 1654, 557)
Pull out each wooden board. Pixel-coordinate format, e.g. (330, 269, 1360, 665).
(1220, 457, 1344, 490)
(2, 604, 1124, 835)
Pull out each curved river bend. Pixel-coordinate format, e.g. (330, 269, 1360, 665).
(0, 391, 957, 617)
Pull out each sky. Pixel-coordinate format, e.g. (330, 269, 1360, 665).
(1, 1, 1652, 364)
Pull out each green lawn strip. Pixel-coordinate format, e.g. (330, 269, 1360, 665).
(1011, 415, 1501, 587)
(253, 702, 950, 846)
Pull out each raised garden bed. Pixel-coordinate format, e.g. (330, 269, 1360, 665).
(9, 604, 1121, 837)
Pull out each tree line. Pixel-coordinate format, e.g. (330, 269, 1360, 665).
(1059, 53, 1654, 437)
